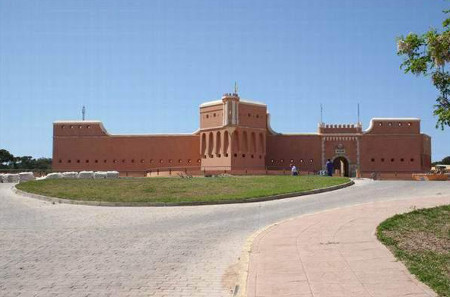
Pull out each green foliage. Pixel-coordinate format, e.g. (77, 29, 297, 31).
(0, 149, 14, 166)
(441, 156, 450, 164)
(433, 155, 450, 165)
(397, 8, 450, 129)
(0, 149, 52, 170)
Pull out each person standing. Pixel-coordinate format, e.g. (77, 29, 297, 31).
(291, 164, 298, 176)
(326, 159, 334, 176)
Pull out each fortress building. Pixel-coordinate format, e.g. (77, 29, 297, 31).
(53, 93, 431, 179)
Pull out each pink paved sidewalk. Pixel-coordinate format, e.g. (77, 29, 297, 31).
(246, 196, 450, 297)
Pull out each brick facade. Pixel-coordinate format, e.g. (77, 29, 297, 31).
(53, 93, 431, 178)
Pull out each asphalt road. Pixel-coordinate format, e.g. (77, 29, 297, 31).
(1, 180, 449, 297)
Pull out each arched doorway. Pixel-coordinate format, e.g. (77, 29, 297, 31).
(333, 156, 349, 177)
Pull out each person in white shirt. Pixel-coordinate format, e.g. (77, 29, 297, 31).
(291, 164, 298, 176)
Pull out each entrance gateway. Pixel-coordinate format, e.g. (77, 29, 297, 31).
(333, 156, 350, 177)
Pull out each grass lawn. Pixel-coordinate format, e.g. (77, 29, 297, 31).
(16, 175, 350, 204)
(377, 205, 450, 297)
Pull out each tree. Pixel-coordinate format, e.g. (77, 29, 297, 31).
(441, 156, 450, 164)
(0, 149, 52, 170)
(397, 8, 450, 129)
(34, 158, 52, 170)
(15, 156, 34, 169)
(0, 149, 14, 168)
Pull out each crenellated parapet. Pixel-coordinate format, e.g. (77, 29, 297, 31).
(318, 123, 362, 134)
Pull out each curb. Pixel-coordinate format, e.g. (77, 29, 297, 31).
(13, 180, 354, 207)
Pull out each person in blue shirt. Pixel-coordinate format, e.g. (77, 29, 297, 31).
(326, 159, 334, 176)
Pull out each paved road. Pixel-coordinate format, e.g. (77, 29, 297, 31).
(1, 180, 449, 297)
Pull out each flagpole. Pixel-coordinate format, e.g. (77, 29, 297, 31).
(320, 104, 323, 124)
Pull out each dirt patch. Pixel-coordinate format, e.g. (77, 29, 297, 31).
(222, 261, 240, 296)
(383, 230, 450, 254)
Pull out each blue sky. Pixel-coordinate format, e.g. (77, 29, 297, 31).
(0, 0, 449, 161)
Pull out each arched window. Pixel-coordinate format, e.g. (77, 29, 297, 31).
(208, 132, 214, 156)
(223, 131, 229, 156)
(201, 133, 207, 156)
(215, 131, 221, 155)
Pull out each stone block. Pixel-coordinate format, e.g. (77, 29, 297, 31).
(106, 171, 119, 179)
(78, 171, 94, 179)
(94, 171, 107, 179)
(62, 172, 78, 179)
(6, 174, 20, 183)
(45, 173, 64, 179)
(19, 172, 35, 182)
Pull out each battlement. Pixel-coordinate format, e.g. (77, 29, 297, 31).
(222, 93, 239, 98)
(318, 123, 362, 134)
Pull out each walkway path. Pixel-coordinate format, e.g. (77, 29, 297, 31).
(246, 196, 450, 297)
(0, 180, 449, 296)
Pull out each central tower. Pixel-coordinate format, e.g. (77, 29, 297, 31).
(199, 92, 267, 173)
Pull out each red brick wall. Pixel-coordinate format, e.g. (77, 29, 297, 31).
(53, 122, 200, 172)
(52, 101, 431, 178)
(360, 135, 426, 173)
(200, 104, 223, 129)
(266, 135, 322, 172)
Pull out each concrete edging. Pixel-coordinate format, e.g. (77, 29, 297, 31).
(12, 180, 354, 207)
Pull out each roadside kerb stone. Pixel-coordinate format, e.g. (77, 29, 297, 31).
(13, 180, 354, 207)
